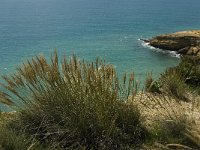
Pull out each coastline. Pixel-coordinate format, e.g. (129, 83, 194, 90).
(141, 30, 200, 58)
(139, 39, 180, 58)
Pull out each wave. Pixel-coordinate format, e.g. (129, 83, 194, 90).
(0, 67, 8, 70)
(138, 39, 180, 58)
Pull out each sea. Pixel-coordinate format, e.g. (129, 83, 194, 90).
(1, 0, 200, 109)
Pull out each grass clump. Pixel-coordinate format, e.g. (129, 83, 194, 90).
(144, 94, 200, 149)
(144, 57, 200, 102)
(0, 51, 147, 149)
(145, 73, 161, 93)
(150, 56, 200, 101)
(0, 112, 46, 150)
(0, 125, 34, 150)
(177, 56, 200, 87)
(159, 70, 189, 101)
(186, 124, 200, 148)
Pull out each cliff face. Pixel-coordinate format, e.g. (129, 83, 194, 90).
(147, 30, 200, 57)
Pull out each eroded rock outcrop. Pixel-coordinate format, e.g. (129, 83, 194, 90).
(145, 30, 200, 57)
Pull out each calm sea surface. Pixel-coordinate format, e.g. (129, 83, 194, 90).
(0, 0, 200, 107)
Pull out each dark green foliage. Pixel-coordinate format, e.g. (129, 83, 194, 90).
(3, 52, 200, 149)
(177, 56, 200, 87)
(0, 126, 50, 150)
(0, 112, 46, 150)
(156, 56, 200, 101)
(0, 126, 31, 150)
(150, 114, 200, 149)
(145, 93, 200, 149)
(153, 119, 187, 144)
(145, 73, 161, 93)
(161, 56, 200, 88)
(160, 71, 189, 101)
(0, 51, 147, 149)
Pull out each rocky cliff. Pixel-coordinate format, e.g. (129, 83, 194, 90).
(145, 30, 200, 57)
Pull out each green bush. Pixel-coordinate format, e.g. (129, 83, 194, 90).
(0, 126, 31, 150)
(160, 71, 189, 101)
(155, 117, 188, 143)
(147, 95, 199, 149)
(151, 56, 200, 100)
(0, 112, 46, 150)
(162, 56, 200, 89)
(145, 73, 161, 93)
(0, 51, 147, 149)
(176, 57, 200, 94)
(186, 124, 200, 149)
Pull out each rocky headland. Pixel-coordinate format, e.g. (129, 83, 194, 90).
(143, 30, 200, 57)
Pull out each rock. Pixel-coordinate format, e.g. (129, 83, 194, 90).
(177, 46, 190, 54)
(186, 46, 200, 55)
(147, 30, 200, 57)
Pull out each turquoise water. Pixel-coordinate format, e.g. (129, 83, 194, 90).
(1, 0, 200, 89)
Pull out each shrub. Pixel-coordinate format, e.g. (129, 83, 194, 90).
(146, 95, 200, 149)
(0, 126, 29, 150)
(0, 51, 147, 149)
(186, 124, 200, 148)
(159, 68, 189, 101)
(145, 73, 161, 93)
(161, 56, 200, 91)
(0, 112, 46, 150)
(177, 56, 200, 87)
(152, 56, 200, 101)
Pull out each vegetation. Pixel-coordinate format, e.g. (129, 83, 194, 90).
(143, 56, 200, 149)
(147, 95, 200, 149)
(146, 56, 200, 100)
(145, 73, 161, 93)
(0, 52, 200, 149)
(0, 112, 47, 150)
(0, 51, 146, 149)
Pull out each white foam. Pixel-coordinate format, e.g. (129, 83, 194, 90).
(141, 41, 155, 50)
(139, 39, 180, 58)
